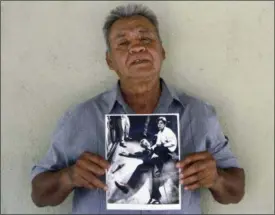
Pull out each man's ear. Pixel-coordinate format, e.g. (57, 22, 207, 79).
(162, 47, 166, 60)
(106, 51, 114, 71)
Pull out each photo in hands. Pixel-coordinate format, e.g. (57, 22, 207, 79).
(105, 114, 181, 210)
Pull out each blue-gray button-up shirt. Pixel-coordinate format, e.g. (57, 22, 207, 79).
(31, 79, 240, 214)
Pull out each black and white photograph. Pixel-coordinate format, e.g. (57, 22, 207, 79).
(105, 114, 181, 210)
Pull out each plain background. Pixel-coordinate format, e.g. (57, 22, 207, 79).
(1, 1, 274, 214)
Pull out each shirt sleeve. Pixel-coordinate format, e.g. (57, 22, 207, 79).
(190, 101, 241, 169)
(163, 128, 177, 152)
(30, 108, 75, 181)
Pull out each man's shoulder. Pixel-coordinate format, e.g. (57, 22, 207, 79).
(58, 88, 114, 123)
(170, 85, 217, 117)
(78, 88, 115, 112)
(165, 126, 175, 134)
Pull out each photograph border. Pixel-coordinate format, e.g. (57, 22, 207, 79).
(105, 113, 181, 210)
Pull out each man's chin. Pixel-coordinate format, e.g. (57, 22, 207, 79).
(127, 69, 159, 80)
(126, 76, 158, 85)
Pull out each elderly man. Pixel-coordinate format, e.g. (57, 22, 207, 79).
(31, 3, 245, 214)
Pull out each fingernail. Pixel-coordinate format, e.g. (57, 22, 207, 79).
(180, 180, 184, 184)
(104, 186, 108, 191)
(176, 163, 180, 168)
(180, 174, 184, 178)
(184, 187, 189, 190)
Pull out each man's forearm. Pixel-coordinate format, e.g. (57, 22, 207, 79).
(163, 140, 176, 148)
(209, 167, 245, 204)
(31, 167, 74, 207)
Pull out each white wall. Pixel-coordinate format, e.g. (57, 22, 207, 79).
(1, 1, 274, 214)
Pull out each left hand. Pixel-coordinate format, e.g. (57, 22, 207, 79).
(176, 151, 219, 191)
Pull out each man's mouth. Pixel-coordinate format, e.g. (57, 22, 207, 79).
(131, 59, 150, 65)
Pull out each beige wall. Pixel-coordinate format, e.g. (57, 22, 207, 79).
(1, 1, 274, 214)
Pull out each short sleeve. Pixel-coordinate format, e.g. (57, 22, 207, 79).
(204, 105, 240, 168)
(164, 128, 177, 152)
(30, 108, 75, 181)
(188, 100, 241, 169)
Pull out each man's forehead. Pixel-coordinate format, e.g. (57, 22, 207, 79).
(112, 27, 153, 38)
(109, 17, 156, 38)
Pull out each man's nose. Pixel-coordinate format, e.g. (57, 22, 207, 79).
(129, 44, 145, 54)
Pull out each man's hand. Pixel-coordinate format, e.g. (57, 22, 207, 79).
(67, 152, 110, 191)
(119, 151, 129, 157)
(176, 151, 218, 190)
(31, 152, 110, 207)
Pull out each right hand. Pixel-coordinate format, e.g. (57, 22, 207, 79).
(119, 151, 128, 157)
(66, 152, 110, 191)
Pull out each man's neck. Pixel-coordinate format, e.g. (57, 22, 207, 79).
(120, 77, 161, 114)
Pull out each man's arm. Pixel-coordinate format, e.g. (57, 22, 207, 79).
(163, 138, 175, 148)
(177, 152, 245, 204)
(31, 168, 74, 207)
(163, 140, 177, 153)
(177, 100, 245, 204)
(163, 131, 177, 150)
(31, 152, 109, 207)
(210, 167, 245, 204)
(119, 151, 145, 158)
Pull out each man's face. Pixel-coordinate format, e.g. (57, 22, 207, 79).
(106, 15, 165, 82)
(157, 120, 165, 130)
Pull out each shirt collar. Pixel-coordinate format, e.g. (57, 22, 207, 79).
(105, 78, 184, 114)
(162, 79, 185, 107)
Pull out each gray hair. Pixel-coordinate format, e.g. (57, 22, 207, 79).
(103, 3, 161, 51)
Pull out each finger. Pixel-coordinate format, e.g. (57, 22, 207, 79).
(71, 167, 95, 189)
(77, 175, 95, 189)
(180, 170, 210, 185)
(181, 161, 207, 179)
(184, 174, 214, 190)
(180, 174, 199, 186)
(176, 151, 210, 169)
(77, 167, 108, 191)
(184, 182, 200, 191)
(198, 174, 216, 188)
(90, 175, 108, 191)
(77, 160, 105, 176)
(84, 152, 110, 170)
